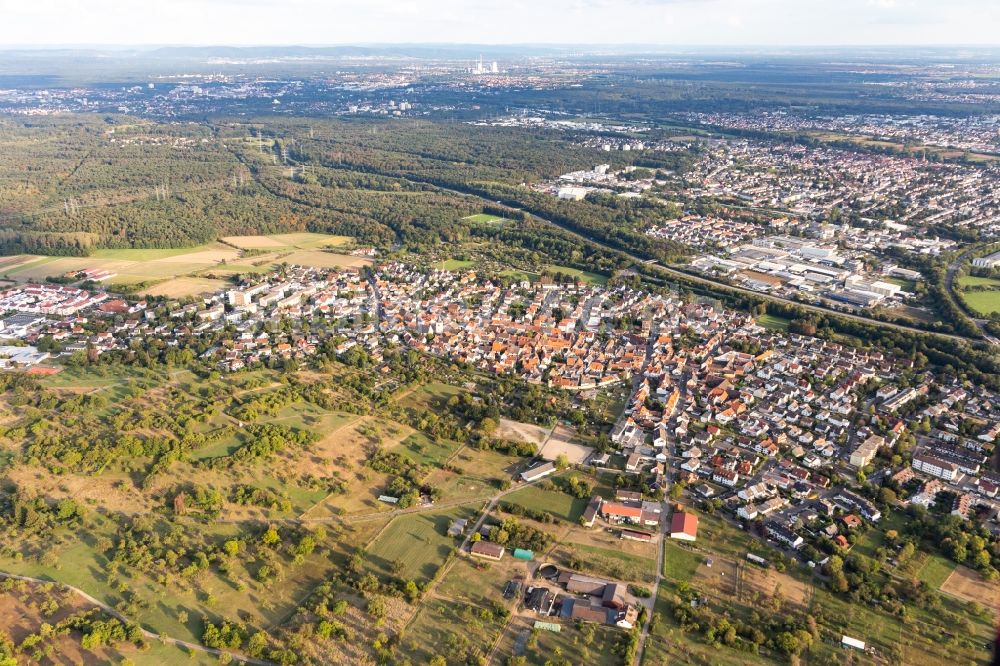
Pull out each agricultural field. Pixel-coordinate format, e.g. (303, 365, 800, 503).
(939, 565, 1000, 613)
(0, 232, 361, 297)
(143, 276, 229, 298)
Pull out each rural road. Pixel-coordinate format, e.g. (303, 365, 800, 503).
(0, 571, 275, 665)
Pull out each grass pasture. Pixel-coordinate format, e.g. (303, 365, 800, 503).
(396, 431, 461, 466)
(553, 540, 657, 584)
(662, 540, 703, 583)
(961, 289, 1000, 316)
(502, 484, 589, 522)
(957, 275, 1000, 288)
(366, 506, 475, 582)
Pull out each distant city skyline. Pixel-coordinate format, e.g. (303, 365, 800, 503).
(0, 0, 998, 48)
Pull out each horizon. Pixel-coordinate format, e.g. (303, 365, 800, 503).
(1, 0, 999, 49)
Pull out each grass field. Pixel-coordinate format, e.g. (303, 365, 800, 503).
(554, 540, 657, 583)
(544, 264, 609, 286)
(917, 554, 957, 589)
(662, 540, 702, 582)
(756, 313, 790, 331)
(462, 213, 507, 224)
(957, 275, 1000, 288)
(396, 431, 462, 466)
(884, 276, 918, 291)
(433, 259, 476, 270)
(961, 289, 1000, 315)
(502, 484, 589, 522)
(366, 506, 476, 582)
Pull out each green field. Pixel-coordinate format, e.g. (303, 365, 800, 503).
(957, 275, 1000, 288)
(544, 264, 609, 286)
(502, 484, 589, 522)
(662, 540, 703, 582)
(556, 541, 657, 583)
(366, 506, 475, 582)
(462, 213, 507, 224)
(961, 289, 1000, 315)
(433, 259, 476, 270)
(756, 313, 790, 331)
(916, 554, 956, 589)
(397, 431, 462, 466)
(397, 381, 467, 415)
(884, 276, 918, 291)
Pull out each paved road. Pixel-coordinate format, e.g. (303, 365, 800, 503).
(0, 571, 275, 665)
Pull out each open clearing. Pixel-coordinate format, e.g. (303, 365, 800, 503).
(496, 417, 551, 446)
(740, 562, 812, 608)
(940, 565, 1000, 614)
(462, 213, 507, 224)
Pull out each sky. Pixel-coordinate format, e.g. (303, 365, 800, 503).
(0, 0, 997, 47)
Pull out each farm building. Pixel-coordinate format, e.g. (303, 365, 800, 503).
(600, 501, 642, 525)
(470, 540, 505, 561)
(520, 461, 556, 482)
(621, 529, 653, 543)
(670, 510, 699, 541)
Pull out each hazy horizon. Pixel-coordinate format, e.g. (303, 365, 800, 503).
(1, 0, 998, 49)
